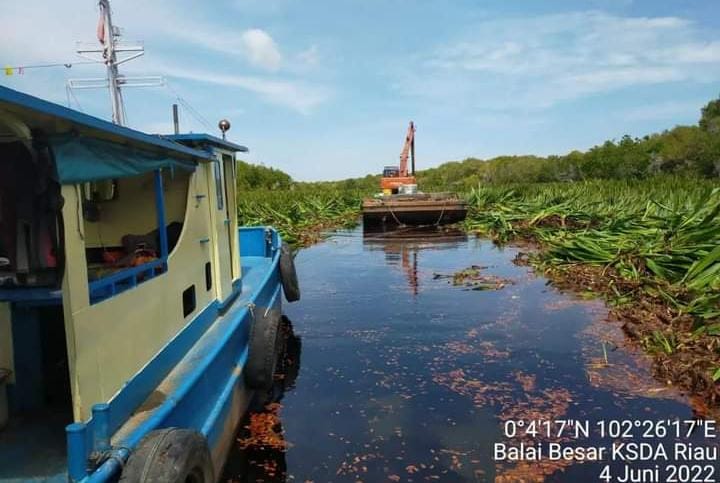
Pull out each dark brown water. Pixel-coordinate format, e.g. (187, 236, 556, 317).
(224, 226, 716, 482)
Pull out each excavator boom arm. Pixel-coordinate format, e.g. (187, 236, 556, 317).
(399, 121, 415, 177)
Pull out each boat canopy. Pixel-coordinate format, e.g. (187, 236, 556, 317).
(0, 86, 213, 183)
(165, 133, 249, 154)
(50, 134, 196, 183)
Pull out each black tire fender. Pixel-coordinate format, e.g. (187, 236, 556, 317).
(279, 243, 300, 302)
(244, 308, 282, 390)
(119, 428, 214, 483)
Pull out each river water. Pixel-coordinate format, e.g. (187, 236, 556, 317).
(224, 226, 714, 482)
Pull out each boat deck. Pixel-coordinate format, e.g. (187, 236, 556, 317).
(0, 407, 70, 482)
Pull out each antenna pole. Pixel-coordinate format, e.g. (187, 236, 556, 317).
(99, 0, 125, 125)
(172, 104, 180, 134)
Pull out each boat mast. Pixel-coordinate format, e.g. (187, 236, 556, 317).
(69, 0, 163, 126)
(99, 0, 125, 125)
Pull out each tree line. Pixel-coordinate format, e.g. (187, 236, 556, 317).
(238, 96, 720, 192)
(418, 96, 720, 191)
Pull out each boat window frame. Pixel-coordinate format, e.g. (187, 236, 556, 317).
(213, 158, 224, 211)
(87, 168, 169, 303)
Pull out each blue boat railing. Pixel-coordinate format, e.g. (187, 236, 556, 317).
(88, 259, 167, 303)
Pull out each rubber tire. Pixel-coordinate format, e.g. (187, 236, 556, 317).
(251, 316, 303, 409)
(244, 308, 282, 390)
(279, 243, 300, 302)
(119, 428, 214, 483)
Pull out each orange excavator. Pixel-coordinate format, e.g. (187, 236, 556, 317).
(380, 121, 417, 194)
(363, 121, 467, 228)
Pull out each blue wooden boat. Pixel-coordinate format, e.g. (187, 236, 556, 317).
(0, 86, 299, 482)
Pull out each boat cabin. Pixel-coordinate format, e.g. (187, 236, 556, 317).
(0, 86, 255, 481)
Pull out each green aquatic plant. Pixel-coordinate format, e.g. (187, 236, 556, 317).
(464, 176, 720, 324)
(237, 187, 363, 246)
(646, 330, 678, 355)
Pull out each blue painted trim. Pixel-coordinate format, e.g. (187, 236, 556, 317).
(164, 134, 249, 153)
(217, 279, 243, 313)
(0, 288, 62, 305)
(83, 448, 129, 483)
(202, 283, 282, 451)
(154, 170, 169, 258)
(88, 259, 166, 303)
(66, 423, 88, 481)
(239, 226, 272, 257)
(0, 86, 212, 162)
(92, 404, 111, 452)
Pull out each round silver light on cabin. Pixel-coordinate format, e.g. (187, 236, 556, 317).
(218, 119, 231, 134)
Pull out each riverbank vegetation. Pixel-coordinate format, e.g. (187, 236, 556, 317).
(463, 177, 720, 405)
(237, 188, 361, 246)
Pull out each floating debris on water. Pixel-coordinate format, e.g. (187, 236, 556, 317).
(237, 403, 289, 451)
(433, 265, 514, 290)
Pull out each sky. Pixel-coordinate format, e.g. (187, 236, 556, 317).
(2, 0, 720, 181)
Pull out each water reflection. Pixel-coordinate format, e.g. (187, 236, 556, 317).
(362, 226, 467, 295)
(224, 316, 301, 483)
(225, 227, 712, 482)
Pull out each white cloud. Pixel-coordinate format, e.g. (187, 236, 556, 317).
(160, 65, 331, 115)
(408, 11, 720, 109)
(0, 1, 332, 115)
(240, 29, 282, 71)
(143, 24, 284, 72)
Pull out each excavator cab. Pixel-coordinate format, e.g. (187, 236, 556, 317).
(382, 166, 400, 178)
(379, 122, 416, 195)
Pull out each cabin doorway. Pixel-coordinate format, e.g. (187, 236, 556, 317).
(0, 305, 73, 479)
(210, 155, 234, 302)
(0, 138, 62, 289)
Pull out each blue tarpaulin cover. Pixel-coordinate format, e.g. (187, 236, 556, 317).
(50, 135, 197, 183)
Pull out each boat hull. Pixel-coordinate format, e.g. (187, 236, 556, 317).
(362, 194, 468, 228)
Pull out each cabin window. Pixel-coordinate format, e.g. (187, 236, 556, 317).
(383, 166, 400, 178)
(205, 262, 212, 291)
(182, 285, 196, 317)
(83, 169, 190, 303)
(214, 160, 224, 211)
(83, 179, 118, 202)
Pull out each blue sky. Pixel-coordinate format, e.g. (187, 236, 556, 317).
(2, 0, 720, 180)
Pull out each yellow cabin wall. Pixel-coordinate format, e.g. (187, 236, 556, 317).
(63, 163, 225, 421)
(83, 170, 191, 248)
(0, 303, 13, 383)
(225, 158, 241, 280)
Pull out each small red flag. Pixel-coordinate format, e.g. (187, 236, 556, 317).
(97, 10, 106, 44)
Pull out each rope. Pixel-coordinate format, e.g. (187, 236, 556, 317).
(382, 196, 449, 228)
(4, 60, 101, 71)
(433, 198, 448, 226)
(385, 203, 407, 227)
(165, 82, 215, 132)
